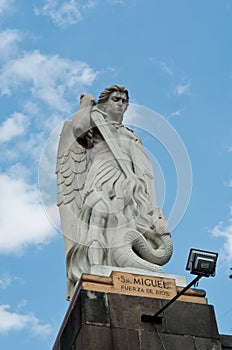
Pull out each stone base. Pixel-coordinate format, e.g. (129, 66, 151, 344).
(52, 271, 226, 350)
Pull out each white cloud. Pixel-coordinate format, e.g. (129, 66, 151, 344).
(0, 304, 52, 336)
(19, 132, 47, 161)
(0, 0, 13, 16)
(23, 101, 41, 116)
(174, 81, 191, 96)
(0, 276, 12, 289)
(0, 29, 22, 61)
(0, 173, 58, 254)
(34, 0, 95, 27)
(0, 113, 28, 143)
(0, 131, 47, 167)
(0, 273, 23, 289)
(43, 113, 64, 131)
(0, 50, 98, 112)
(168, 109, 183, 119)
(211, 206, 232, 261)
(7, 164, 33, 183)
(160, 61, 173, 76)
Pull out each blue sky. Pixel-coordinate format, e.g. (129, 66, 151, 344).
(0, 0, 232, 348)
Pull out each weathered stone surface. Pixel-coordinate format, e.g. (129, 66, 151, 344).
(111, 328, 140, 350)
(108, 293, 162, 331)
(140, 331, 195, 350)
(53, 288, 227, 350)
(221, 334, 232, 349)
(59, 294, 81, 350)
(73, 325, 112, 350)
(81, 290, 110, 326)
(164, 300, 220, 339)
(193, 337, 222, 350)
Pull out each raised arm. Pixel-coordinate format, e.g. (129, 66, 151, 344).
(72, 93, 96, 147)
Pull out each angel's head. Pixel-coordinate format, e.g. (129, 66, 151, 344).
(97, 85, 129, 122)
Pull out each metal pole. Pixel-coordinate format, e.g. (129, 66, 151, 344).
(141, 274, 202, 323)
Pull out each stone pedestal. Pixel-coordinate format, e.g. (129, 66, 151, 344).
(53, 272, 225, 350)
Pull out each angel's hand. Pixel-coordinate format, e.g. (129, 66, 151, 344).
(80, 93, 96, 105)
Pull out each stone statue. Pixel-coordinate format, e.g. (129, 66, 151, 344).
(56, 85, 173, 300)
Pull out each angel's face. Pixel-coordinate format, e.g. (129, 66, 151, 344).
(104, 92, 128, 122)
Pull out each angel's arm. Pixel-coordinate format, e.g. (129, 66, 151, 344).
(72, 94, 96, 146)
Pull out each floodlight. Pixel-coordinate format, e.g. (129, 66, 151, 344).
(141, 248, 218, 324)
(186, 248, 218, 277)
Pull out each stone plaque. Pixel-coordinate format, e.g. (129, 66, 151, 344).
(112, 271, 177, 300)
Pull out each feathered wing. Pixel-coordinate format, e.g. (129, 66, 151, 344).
(56, 120, 89, 212)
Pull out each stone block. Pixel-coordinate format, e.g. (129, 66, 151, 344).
(108, 293, 162, 331)
(193, 337, 222, 349)
(111, 328, 140, 350)
(81, 290, 110, 326)
(59, 295, 81, 350)
(163, 300, 220, 339)
(140, 331, 195, 350)
(73, 325, 111, 350)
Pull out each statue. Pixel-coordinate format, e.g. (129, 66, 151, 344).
(56, 85, 173, 300)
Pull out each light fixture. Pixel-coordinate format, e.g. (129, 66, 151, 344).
(141, 248, 218, 324)
(186, 248, 218, 277)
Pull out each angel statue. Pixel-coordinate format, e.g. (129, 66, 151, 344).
(56, 85, 173, 300)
